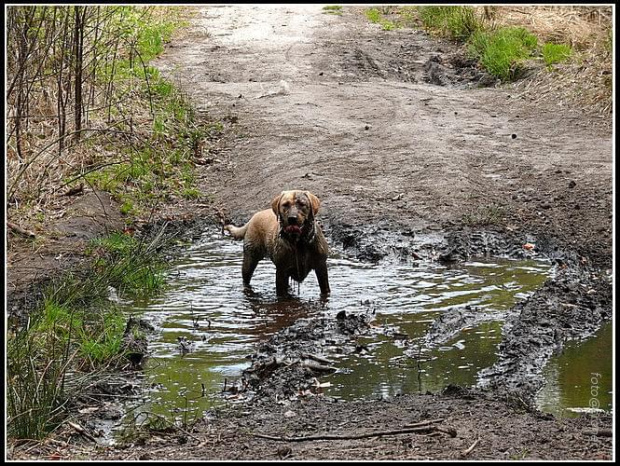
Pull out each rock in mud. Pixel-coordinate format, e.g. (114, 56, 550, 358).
(241, 311, 372, 401)
(121, 317, 155, 369)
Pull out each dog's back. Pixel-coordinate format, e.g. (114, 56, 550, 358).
(224, 209, 278, 245)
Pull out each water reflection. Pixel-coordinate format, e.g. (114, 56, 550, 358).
(536, 322, 613, 417)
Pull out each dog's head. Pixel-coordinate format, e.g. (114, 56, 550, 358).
(272, 190, 321, 237)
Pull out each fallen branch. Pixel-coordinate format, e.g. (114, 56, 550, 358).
(300, 352, 334, 366)
(583, 428, 612, 437)
(8, 222, 36, 238)
(300, 359, 338, 374)
(252, 424, 456, 442)
(404, 418, 445, 428)
(67, 421, 97, 443)
(460, 438, 480, 457)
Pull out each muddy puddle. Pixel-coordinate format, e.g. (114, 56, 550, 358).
(535, 321, 613, 418)
(119, 229, 610, 431)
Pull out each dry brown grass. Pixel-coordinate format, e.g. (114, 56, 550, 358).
(485, 5, 613, 121)
(487, 6, 611, 50)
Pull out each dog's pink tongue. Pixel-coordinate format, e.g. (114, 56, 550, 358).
(285, 225, 302, 234)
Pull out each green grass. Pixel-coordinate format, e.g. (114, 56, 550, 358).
(372, 6, 574, 83)
(542, 42, 572, 67)
(365, 7, 399, 30)
(89, 231, 168, 296)
(417, 6, 483, 41)
(322, 5, 342, 15)
(77, 6, 212, 219)
(83, 83, 211, 217)
(413, 6, 538, 81)
(8, 228, 170, 440)
(181, 187, 201, 199)
(365, 8, 381, 23)
(461, 204, 506, 226)
(7, 322, 75, 440)
(469, 27, 538, 81)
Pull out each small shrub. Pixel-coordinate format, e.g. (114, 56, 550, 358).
(120, 199, 134, 215)
(365, 8, 381, 24)
(382, 21, 396, 31)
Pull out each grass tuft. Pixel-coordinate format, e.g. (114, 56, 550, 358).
(418, 6, 483, 41)
(542, 42, 572, 67)
(8, 227, 169, 440)
(468, 27, 538, 81)
(323, 5, 342, 15)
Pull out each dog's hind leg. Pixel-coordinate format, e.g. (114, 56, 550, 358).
(241, 251, 261, 287)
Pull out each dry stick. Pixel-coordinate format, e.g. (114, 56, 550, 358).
(252, 424, 455, 442)
(403, 418, 445, 428)
(7, 222, 36, 238)
(583, 428, 612, 437)
(67, 421, 97, 443)
(461, 438, 480, 457)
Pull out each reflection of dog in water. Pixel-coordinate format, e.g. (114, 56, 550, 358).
(224, 190, 330, 297)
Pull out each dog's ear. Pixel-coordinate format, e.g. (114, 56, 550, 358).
(305, 191, 321, 217)
(271, 192, 284, 217)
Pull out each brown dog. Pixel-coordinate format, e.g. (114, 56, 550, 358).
(224, 190, 330, 296)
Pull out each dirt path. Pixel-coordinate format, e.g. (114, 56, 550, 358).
(155, 5, 612, 269)
(8, 5, 613, 461)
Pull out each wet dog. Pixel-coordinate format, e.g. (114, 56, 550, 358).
(224, 190, 330, 296)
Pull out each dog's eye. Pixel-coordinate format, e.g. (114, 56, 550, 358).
(282, 201, 291, 208)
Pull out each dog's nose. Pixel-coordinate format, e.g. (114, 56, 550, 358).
(287, 215, 298, 225)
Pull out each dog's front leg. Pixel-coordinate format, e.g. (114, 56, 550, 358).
(315, 262, 330, 295)
(276, 269, 290, 296)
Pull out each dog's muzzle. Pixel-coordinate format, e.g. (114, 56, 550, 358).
(284, 224, 303, 235)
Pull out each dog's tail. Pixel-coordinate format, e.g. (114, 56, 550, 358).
(223, 223, 249, 240)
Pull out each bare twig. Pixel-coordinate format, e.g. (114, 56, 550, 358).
(252, 424, 456, 442)
(460, 438, 480, 457)
(67, 421, 97, 443)
(7, 222, 36, 239)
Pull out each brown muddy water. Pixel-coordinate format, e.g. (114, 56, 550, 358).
(119, 229, 611, 431)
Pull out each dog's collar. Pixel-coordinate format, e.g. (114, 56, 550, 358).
(304, 221, 317, 244)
